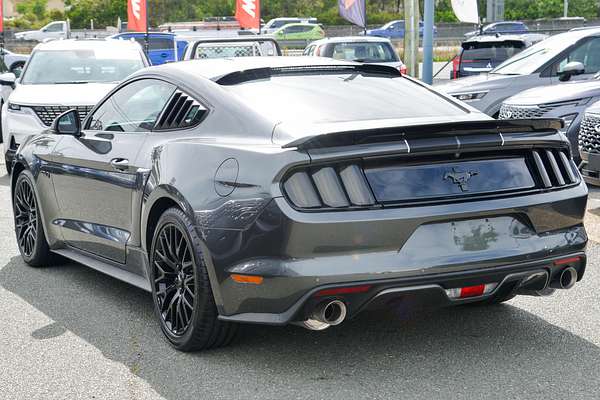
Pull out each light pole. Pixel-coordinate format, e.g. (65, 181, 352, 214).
(422, 0, 434, 84)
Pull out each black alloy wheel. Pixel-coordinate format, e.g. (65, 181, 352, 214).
(150, 207, 237, 351)
(13, 172, 52, 266)
(153, 223, 196, 335)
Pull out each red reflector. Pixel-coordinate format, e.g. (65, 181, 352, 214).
(554, 256, 580, 266)
(460, 284, 485, 298)
(315, 285, 372, 297)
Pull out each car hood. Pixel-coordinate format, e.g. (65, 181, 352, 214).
(15, 30, 37, 37)
(504, 79, 600, 105)
(434, 73, 515, 94)
(9, 83, 116, 106)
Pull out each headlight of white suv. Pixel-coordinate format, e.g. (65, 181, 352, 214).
(7, 103, 34, 115)
(452, 91, 488, 101)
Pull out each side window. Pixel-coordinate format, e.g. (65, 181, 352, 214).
(46, 23, 63, 32)
(303, 45, 314, 56)
(149, 38, 174, 51)
(88, 79, 176, 133)
(556, 38, 600, 75)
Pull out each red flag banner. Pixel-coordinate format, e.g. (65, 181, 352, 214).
(0, 0, 4, 33)
(128, 0, 147, 32)
(235, 0, 260, 29)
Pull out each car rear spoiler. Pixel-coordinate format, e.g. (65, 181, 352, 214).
(281, 118, 564, 150)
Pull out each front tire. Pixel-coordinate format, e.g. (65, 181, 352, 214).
(13, 172, 52, 267)
(149, 207, 237, 352)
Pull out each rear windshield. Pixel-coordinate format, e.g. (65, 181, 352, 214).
(325, 42, 399, 63)
(461, 42, 525, 63)
(21, 48, 144, 84)
(224, 72, 467, 124)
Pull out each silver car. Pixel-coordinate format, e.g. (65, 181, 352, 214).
(303, 36, 406, 73)
(436, 27, 600, 117)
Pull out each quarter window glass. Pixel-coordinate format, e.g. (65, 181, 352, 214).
(557, 38, 600, 75)
(88, 79, 175, 133)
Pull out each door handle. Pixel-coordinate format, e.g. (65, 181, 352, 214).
(110, 158, 129, 171)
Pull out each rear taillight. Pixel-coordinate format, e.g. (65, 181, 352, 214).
(445, 283, 498, 299)
(452, 55, 459, 79)
(399, 65, 407, 74)
(283, 164, 375, 209)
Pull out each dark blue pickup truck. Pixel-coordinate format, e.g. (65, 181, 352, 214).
(110, 32, 187, 65)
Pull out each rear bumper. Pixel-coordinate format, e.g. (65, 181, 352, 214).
(204, 181, 588, 324)
(219, 251, 587, 325)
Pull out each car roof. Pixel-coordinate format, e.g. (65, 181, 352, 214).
(34, 38, 143, 51)
(148, 56, 358, 81)
(112, 32, 175, 38)
(278, 22, 318, 27)
(309, 36, 393, 45)
(463, 34, 531, 43)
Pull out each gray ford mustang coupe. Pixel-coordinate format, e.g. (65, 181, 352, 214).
(10, 57, 588, 351)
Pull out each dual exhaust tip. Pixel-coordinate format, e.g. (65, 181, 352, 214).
(297, 299, 347, 331)
(517, 266, 578, 297)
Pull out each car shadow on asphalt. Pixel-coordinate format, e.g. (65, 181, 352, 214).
(1, 255, 600, 399)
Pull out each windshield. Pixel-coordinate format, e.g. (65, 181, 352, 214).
(21, 48, 145, 84)
(461, 42, 524, 64)
(223, 72, 466, 125)
(195, 44, 261, 58)
(491, 33, 576, 75)
(327, 42, 399, 63)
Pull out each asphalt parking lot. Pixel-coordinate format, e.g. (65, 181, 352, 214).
(1, 158, 600, 400)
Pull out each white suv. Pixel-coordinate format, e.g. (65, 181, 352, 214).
(3, 39, 148, 172)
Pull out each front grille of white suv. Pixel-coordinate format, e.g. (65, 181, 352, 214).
(32, 105, 93, 126)
(499, 104, 547, 119)
(579, 113, 600, 154)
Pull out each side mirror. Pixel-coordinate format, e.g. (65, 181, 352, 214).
(51, 109, 81, 136)
(0, 72, 16, 87)
(558, 61, 585, 81)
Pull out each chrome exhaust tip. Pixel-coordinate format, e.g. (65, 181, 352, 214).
(315, 300, 347, 326)
(294, 300, 348, 331)
(550, 266, 578, 290)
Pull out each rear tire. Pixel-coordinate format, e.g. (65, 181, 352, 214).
(149, 207, 237, 352)
(13, 172, 53, 267)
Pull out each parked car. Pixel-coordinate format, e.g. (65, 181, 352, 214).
(110, 32, 187, 65)
(464, 21, 529, 38)
(11, 56, 587, 351)
(14, 21, 68, 42)
(0, 57, 19, 144)
(577, 100, 600, 184)
(365, 20, 437, 39)
(450, 34, 546, 79)
(304, 36, 406, 73)
(1, 49, 29, 77)
(498, 75, 600, 162)
(262, 17, 317, 34)
(271, 23, 325, 41)
(2, 39, 149, 173)
(182, 37, 281, 60)
(435, 27, 600, 117)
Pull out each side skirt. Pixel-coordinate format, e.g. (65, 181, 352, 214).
(52, 247, 152, 292)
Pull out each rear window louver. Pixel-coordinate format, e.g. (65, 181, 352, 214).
(531, 149, 578, 188)
(155, 91, 206, 130)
